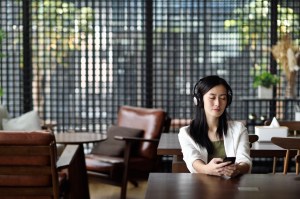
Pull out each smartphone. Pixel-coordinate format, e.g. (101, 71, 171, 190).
(223, 157, 236, 164)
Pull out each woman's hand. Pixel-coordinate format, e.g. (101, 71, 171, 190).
(192, 158, 247, 177)
(200, 158, 232, 176)
(222, 162, 250, 178)
(208, 158, 234, 176)
(221, 163, 240, 177)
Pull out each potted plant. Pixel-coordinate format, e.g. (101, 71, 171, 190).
(253, 71, 279, 98)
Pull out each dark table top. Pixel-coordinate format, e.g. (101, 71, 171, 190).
(145, 173, 300, 199)
(158, 133, 297, 158)
(157, 133, 182, 155)
(55, 132, 107, 144)
(250, 141, 290, 157)
(239, 96, 300, 101)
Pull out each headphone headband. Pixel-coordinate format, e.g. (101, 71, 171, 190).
(192, 77, 232, 107)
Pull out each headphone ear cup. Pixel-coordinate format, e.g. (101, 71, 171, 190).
(193, 95, 204, 107)
(193, 96, 198, 106)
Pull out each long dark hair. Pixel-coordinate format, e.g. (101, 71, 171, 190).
(189, 75, 232, 154)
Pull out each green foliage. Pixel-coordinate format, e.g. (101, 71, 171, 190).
(224, 0, 299, 48)
(253, 71, 279, 88)
(0, 87, 2, 97)
(31, 0, 94, 64)
(0, 29, 3, 43)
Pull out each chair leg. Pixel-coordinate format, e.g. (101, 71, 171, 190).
(129, 179, 138, 187)
(120, 178, 128, 199)
(272, 157, 277, 174)
(283, 150, 290, 175)
(296, 152, 300, 175)
(120, 142, 132, 199)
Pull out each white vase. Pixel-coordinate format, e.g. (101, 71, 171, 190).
(257, 86, 273, 99)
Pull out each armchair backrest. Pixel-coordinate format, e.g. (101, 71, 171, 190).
(0, 131, 59, 198)
(117, 105, 168, 159)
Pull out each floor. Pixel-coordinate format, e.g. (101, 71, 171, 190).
(89, 177, 148, 199)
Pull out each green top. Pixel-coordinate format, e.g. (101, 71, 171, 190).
(207, 140, 226, 162)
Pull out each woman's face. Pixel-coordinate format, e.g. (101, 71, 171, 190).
(203, 84, 228, 119)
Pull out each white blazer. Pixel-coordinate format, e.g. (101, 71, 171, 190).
(178, 121, 252, 173)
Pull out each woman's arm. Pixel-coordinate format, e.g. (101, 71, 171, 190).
(223, 122, 252, 177)
(193, 158, 233, 176)
(236, 162, 250, 174)
(178, 127, 208, 173)
(233, 122, 252, 171)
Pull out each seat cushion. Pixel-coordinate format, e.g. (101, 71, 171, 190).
(90, 125, 143, 157)
(2, 110, 41, 131)
(85, 154, 125, 180)
(86, 154, 124, 172)
(0, 105, 9, 130)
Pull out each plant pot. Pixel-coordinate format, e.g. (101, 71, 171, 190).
(257, 86, 273, 99)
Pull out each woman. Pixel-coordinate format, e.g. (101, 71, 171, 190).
(178, 75, 251, 177)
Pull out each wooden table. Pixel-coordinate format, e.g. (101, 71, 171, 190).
(157, 133, 182, 155)
(158, 133, 296, 157)
(55, 132, 107, 144)
(145, 173, 300, 199)
(55, 132, 107, 199)
(158, 133, 297, 173)
(250, 141, 288, 157)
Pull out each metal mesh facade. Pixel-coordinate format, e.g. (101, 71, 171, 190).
(0, 0, 300, 135)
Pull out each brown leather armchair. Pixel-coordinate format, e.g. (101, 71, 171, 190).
(85, 105, 171, 199)
(0, 130, 80, 199)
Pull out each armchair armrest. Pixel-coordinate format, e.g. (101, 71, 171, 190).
(114, 135, 159, 163)
(114, 135, 159, 143)
(41, 120, 57, 132)
(56, 144, 80, 169)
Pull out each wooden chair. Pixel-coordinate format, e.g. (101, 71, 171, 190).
(85, 105, 171, 199)
(264, 120, 300, 173)
(297, 155, 300, 174)
(271, 137, 300, 174)
(249, 134, 259, 148)
(0, 130, 80, 199)
(172, 134, 258, 173)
